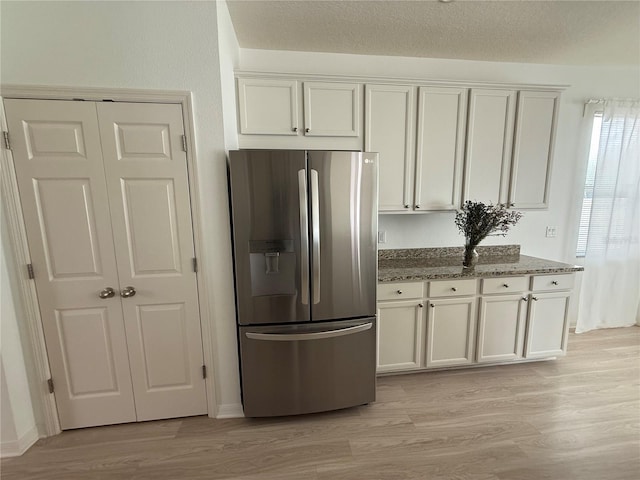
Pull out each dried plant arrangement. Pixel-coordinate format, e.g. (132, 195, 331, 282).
(455, 201, 523, 268)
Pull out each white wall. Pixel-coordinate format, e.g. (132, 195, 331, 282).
(239, 49, 640, 263)
(1, 212, 38, 456)
(217, 0, 241, 151)
(1, 0, 242, 423)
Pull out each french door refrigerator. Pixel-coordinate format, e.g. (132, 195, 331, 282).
(229, 150, 378, 417)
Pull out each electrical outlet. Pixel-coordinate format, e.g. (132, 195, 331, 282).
(545, 226, 557, 238)
(378, 231, 387, 243)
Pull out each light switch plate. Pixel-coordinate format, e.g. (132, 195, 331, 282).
(546, 226, 557, 238)
(378, 231, 387, 243)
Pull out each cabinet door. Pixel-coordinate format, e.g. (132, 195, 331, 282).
(365, 84, 416, 211)
(303, 82, 361, 137)
(524, 292, 571, 358)
(377, 301, 425, 373)
(464, 89, 516, 204)
(414, 87, 467, 211)
(237, 78, 300, 135)
(510, 90, 560, 209)
(477, 295, 527, 363)
(426, 297, 477, 368)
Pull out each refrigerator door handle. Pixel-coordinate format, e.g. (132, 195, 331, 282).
(310, 168, 321, 304)
(245, 322, 372, 342)
(298, 169, 310, 305)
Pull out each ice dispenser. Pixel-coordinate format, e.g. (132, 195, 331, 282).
(249, 239, 296, 297)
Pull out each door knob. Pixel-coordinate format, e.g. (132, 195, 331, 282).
(98, 287, 116, 299)
(120, 286, 137, 298)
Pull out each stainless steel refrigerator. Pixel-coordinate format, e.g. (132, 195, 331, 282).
(228, 150, 378, 417)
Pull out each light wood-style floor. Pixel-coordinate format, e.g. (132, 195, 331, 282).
(3, 327, 639, 480)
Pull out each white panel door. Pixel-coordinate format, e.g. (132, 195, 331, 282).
(426, 297, 477, 368)
(477, 295, 527, 363)
(97, 102, 207, 421)
(377, 301, 424, 373)
(303, 82, 361, 136)
(365, 84, 415, 212)
(464, 89, 516, 204)
(510, 90, 560, 209)
(414, 86, 467, 211)
(4, 99, 137, 429)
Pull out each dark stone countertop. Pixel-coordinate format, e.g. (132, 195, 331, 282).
(378, 246, 583, 282)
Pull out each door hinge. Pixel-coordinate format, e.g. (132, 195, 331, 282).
(192, 257, 198, 273)
(47, 378, 54, 394)
(202, 365, 207, 379)
(181, 135, 188, 153)
(26, 263, 35, 279)
(3, 131, 10, 150)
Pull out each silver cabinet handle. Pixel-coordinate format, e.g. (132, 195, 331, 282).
(292, 127, 298, 132)
(310, 169, 321, 305)
(532, 296, 538, 301)
(522, 297, 528, 302)
(551, 281, 559, 285)
(451, 287, 457, 292)
(246, 322, 372, 342)
(404, 204, 410, 208)
(418, 303, 423, 308)
(397, 290, 403, 294)
(430, 303, 435, 308)
(120, 286, 136, 298)
(298, 169, 309, 305)
(305, 127, 310, 133)
(503, 284, 509, 288)
(99, 287, 116, 299)
(415, 205, 420, 209)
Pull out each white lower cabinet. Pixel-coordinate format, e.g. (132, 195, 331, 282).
(524, 291, 571, 358)
(477, 294, 527, 362)
(377, 300, 425, 372)
(377, 273, 575, 375)
(425, 297, 477, 368)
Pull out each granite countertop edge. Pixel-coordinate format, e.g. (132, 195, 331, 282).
(378, 249, 584, 283)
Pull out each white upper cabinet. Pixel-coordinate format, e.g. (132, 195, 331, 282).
(236, 76, 363, 150)
(304, 82, 361, 137)
(464, 89, 516, 204)
(237, 78, 300, 135)
(414, 86, 467, 211)
(510, 91, 560, 209)
(365, 84, 416, 211)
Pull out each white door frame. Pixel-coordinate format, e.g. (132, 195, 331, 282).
(0, 85, 218, 436)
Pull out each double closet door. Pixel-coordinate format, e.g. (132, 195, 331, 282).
(4, 99, 207, 430)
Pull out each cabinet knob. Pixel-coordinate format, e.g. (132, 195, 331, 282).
(451, 287, 457, 292)
(404, 204, 410, 209)
(522, 297, 528, 302)
(415, 205, 420, 209)
(532, 296, 538, 301)
(430, 303, 435, 308)
(292, 127, 298, 132)
(418, 303, 423, 308)
(305, 128, 310, 133)
(551, 281, 558, 285)
(396, 290, 403, 295)
(503, 284, 509, 288)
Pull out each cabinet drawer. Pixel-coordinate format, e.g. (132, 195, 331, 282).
(531, 273, 575, 292)
(428, 279, 477, 297)
(378, 282, 424, 301)
(482, 276, 528, 294)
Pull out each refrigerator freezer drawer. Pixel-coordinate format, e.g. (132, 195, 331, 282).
(239, 318, 377, 417)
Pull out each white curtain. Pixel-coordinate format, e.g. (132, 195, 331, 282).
(577, 99, 640, 333)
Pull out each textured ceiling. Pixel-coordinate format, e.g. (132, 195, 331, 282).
(226, 0, 640, 66)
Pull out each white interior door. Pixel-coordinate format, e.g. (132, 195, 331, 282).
(96, 102, 207, 421)
(5, 98, 206, 428)
(4, 99, 137, 429)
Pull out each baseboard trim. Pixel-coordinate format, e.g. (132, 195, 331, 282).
(0, 425, 39, 458)
(216, 403, 244, 419)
